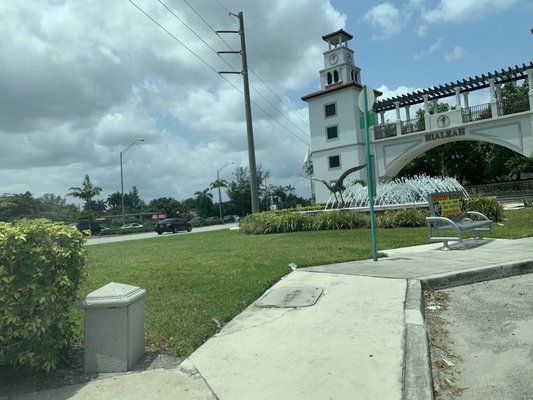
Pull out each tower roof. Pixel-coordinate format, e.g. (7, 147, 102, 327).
(322, 29, 353, 45)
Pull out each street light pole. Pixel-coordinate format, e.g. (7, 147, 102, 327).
(120, 138, 145, 225)
(217, 161, 234, 220)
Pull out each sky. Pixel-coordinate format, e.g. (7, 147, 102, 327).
(1, 0, 531, 207)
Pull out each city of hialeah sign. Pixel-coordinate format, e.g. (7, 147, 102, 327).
(425, 127, 465, 142)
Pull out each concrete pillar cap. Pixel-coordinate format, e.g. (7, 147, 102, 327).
(76, 282, 146, 310)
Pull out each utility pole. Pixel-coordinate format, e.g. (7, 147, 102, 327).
(217, 11, 260, 213)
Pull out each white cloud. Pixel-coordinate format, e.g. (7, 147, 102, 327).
(0, 0, 345, 203)
(414, 38, 444, 59)
(363, 3, 403, 39)
(422, 0, 520, 24)
(444, 46, 466, 62)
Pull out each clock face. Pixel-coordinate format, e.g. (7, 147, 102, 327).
(345, 52, 352, 62)
(329, 54, 338, 65)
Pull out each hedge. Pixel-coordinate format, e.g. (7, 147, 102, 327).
(0, 219, 86, 373)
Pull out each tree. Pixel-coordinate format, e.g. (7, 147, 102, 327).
(194, 188, 214, 216)
(227, 165, 270, 215)
(106, 191, 122, 213)
(505, 155, 533, 180)
(67, 175, 102, 226)
(0, 192, 43, 221)
(147, 197, 181, 218)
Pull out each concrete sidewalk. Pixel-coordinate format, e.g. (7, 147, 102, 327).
(3, 237, 533, 400)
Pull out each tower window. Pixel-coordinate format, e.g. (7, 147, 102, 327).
(324, 103, 336, 117)
(333, 70, 339, 83)
(329, 155, 341, 169)
(351, 70, 355, 81)
(326, 125, 338, 140)
(327, 72, 332, 85)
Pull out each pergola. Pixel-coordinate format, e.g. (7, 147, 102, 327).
(374, 62, 533, 113)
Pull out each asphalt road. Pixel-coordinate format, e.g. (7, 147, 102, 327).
(86, 223, 239, 245)
(427, 274, 533, 400)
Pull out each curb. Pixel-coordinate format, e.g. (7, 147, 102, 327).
(403, 280, 435, 400)
(405, 260, 533, 400)
(420, 260, 533, 290)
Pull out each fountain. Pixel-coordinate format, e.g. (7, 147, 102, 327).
(325, 175, 467, 210)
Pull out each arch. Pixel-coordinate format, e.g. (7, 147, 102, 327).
(327, 72, 332, 85)
(333, 70, 339, 82)
(381, 137, 528, 178)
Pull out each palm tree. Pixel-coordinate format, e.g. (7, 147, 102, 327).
(67, 175, 102, 230)
(194, 188, 214, 216)
(505, 156, 533, 180)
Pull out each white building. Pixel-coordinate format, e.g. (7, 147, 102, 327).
(302, 30, 379, 204)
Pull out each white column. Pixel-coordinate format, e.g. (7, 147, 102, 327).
(423, 94, 430, 130)
(379, 111, 385, 125)
(488, 78, 497, 117)
(496, 84, 503, 116)
(527, 69, 533, 111)
(404, 105, 412, 133)
(394, 101, 401, 136)
(463, 92, 470, 122)
(454, 87, 462, 109)
(463, 92, 470, 108)
(432, 99, 439, 114)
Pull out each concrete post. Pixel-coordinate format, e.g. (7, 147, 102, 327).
(496, 84, 503, 116)
(77, 282, 146, 373)
(423, 94, 430, 131)
(405, 105, 412, 133)
(463, 92, 470, 122)
(488, 78, 498, 118)
(454, 86, 462, 109)
(394, 101, 402, 136)
(432, 99, 439, 114)
(527, 69, 533, 111)
(379, 111, 385, 125)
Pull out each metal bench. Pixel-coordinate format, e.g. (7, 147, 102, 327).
(426, 191, 493, 250)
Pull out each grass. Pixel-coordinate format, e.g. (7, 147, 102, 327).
(74, 208, 533, 357)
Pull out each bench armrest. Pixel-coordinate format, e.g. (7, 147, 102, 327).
(465, 211, 491, 221)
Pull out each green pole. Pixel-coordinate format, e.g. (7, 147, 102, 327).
(363, 85, 378, 261)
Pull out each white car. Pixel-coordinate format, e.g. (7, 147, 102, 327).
(121, 223, 143, 229)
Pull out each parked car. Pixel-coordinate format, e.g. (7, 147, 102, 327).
(72, 221, 102, 235)
(206, 216, 223, 224)
(154, 218, 192, 234)
(223, 215, 240, 223)
(121, 223, 144, 229)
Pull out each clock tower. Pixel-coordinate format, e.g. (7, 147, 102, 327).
(319, 30, 361, 88)
(302, 30, 376, 204)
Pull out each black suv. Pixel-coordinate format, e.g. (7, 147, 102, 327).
(73, 221, 102, 235)
(154, 218, 192, 235)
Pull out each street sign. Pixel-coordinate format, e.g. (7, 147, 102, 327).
(359, 112, 376, 129)
(358, 86, 375, 113)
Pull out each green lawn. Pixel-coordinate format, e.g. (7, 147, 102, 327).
(75, 208, 533, 356)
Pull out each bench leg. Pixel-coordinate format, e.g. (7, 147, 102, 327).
(442, 240, 451, 251)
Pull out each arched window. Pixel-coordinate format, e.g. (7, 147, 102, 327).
(351, 70, 355, 81)
(327, 72, 332, 85)
(333, 70, 339, 83)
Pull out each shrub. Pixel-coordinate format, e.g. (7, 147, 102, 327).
(0, 219, 86, 373)
(466, 196, 504, 221)
(376, 208, 427, 228)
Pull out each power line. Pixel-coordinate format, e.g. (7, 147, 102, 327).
(129, 0, 310, 146)
(162, 1, 310, 145)
(158, 0, 239, 73)
(128, 0, 243, 95)
(177, 0, 310, 143)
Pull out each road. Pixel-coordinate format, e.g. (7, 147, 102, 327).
(86, 223, 239, 245)
(426, 274, 533, 400)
